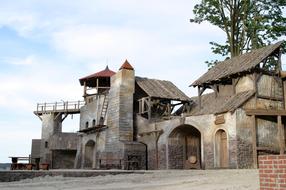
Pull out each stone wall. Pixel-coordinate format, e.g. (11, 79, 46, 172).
(40, 113, 62, 164)
(52, 150, 77, 169)
(236, 108, 254, 168)
(259, 155, 286, 189)
(137, 112, 238, 169)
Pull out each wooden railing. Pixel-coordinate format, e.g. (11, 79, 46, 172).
(36, 100, 85, 113)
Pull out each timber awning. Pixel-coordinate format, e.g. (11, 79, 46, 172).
(189, 90, 255, 115)
(191, 41, 283, 87)
(135, 77, 190, 101)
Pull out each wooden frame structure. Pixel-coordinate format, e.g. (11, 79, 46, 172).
(245, 109, 286, 168)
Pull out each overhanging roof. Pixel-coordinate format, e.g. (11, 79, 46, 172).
(191, 41, 283, 87)
(135, 76, 190, 101)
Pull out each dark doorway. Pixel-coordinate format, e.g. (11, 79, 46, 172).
(84, 140, 95, 168)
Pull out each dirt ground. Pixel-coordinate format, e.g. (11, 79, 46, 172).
(0, 169, 259, 190)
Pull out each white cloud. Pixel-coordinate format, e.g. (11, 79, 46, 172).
(2, 55, 37, 65)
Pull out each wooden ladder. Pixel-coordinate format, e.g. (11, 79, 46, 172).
(100, 95, 109, 125)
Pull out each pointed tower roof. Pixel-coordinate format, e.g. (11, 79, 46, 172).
(79, 66, 116, 86)
(119, 60, 134, 70)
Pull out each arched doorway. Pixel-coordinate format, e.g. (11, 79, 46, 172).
(215, 129, 228, 168)
(168, 125, 201, 169)
(84, 140, 95, 168)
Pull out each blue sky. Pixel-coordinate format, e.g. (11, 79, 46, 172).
(0, 0, 284, 163)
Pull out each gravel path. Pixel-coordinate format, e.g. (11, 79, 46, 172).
(0, 169, 259, 190)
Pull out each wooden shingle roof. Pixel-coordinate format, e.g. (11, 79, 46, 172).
(191, 41, 283, 87)
(189, 90, 255, 115)
(135, 77, 190, 101)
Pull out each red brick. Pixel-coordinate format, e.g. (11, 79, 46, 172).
(280, 183, 286, 187)
(279, 174, 286, 178)
(264, 160, 274, 165)
(260, 173, 269, 178)
(264, 169, 274, 173)
(278, 155, 286, 159)
(268, 155, 278, 160)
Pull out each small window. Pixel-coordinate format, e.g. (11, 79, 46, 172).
(85, 121, 89, 129)
(45, 141, 48, 148)
(92, 119, 96, 126)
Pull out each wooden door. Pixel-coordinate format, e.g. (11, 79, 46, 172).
(220, 131, 228, 168)
(185, 135, 201, 169)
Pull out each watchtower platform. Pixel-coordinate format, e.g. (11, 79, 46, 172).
(34, 101, 85, 116)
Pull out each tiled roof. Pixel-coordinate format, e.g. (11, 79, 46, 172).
(120, 60, 134, 70)
(79, 66, 116, 86)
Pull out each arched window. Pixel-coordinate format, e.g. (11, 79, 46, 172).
(45, 141, 48, 148)
(85, 121, 89, 129)
(92, 119, 96, 126)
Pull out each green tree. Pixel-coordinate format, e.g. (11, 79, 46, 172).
(190, 0, 286, 67)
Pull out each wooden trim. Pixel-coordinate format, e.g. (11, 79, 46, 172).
(198, 86, 206, 109)
(232, 78, 239, 94)
(278, 116, 285, 155)
(245, 109, 286, 116)
(257, 95, 283, 102)
(256, 147, 277, 151)
(251, 115, 257, 168)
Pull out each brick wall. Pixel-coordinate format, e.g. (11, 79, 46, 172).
(259, 155, 286, 190)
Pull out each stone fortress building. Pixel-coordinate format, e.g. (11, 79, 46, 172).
(32, 41, 286, 170)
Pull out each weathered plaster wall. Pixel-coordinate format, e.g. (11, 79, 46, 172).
(80, 95, 106, 131)
(218, 84, 233, 96)
(40, 113, 62, 164)
(137, 112, 238, 169)
(49, 133, 78, 150)
(106, 68, 134, 152)
(235, 108, 254, 168)
(52, 150, 77, 169)
(236, 75, 254, 93)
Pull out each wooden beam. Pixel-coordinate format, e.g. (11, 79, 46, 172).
(232, 78, 239, 95)
(257, 95, 283, 102)
(245, 109, 286, 116)
(256, 147, 277, 152)
(198, 87, 201, 109)
(278, 48, 282, 72)
(83, 81, 87, 97)
(278, 116, 285, 155)
(198, 86, 206, 109)
(251, 115, 257, 169)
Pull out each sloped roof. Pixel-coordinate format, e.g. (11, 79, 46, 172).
(189, 90, 255, 116)
(191, 41, 283, 87)
(135, 77, 190, 101)
(120, 60, 134, 70)
(79, 66, 116, 86)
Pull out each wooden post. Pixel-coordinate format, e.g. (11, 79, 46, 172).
(198, 87, 201, 109)
(232, 78, 239, 95)
(251, 115, 258, 168)
(83, 81, 87, 102)
(147, 97, 151, 120)
(278, 48, 282, 72)
(278, 115, 285, 154)
(138, 99, 142, 114)
(96, 78, 99, 93)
